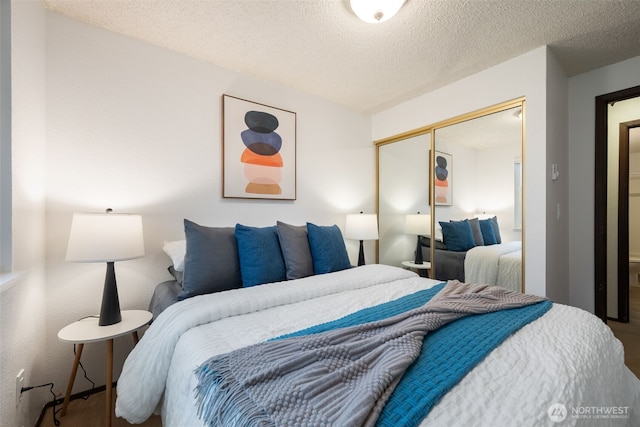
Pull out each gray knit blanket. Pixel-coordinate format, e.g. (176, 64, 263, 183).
(194, 281, 546, 427)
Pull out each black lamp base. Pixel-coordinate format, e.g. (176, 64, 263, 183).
(357, 240, 366, 266)
(99, 261, 122, 326)
(414, 236, 424, 265)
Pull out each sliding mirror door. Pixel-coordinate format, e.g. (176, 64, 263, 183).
(376, 99, 525, 292)
(432, 103, 524, 291)
(377, 132, 432, 268)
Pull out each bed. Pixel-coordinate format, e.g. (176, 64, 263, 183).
(420, 217, 522, 291)
(116, 220, 639, 426)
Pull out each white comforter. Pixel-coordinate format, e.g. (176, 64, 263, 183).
(116, 264, 639, 426)
(465, 241, 522, 291)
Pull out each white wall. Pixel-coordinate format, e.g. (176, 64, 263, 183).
(373, 47, 549, 298)
(544, 48, 569, 305)
(0, 1, 49, 426)
(568, 55, 640, 313)
(41, 10, 374, 401)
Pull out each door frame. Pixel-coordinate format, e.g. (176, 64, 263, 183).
(617, 119, 640, 323)
(594, 85, 640, 322)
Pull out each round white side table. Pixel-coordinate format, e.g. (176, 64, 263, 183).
(402, 260, 432, 278)
(58, 310, 152, 427)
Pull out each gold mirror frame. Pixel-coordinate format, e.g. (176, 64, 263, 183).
(375, 97, 526, 291)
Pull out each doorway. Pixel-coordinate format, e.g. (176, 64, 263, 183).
(594, 85, 640, 323)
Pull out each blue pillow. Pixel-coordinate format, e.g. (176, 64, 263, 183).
(479, 219, 498, 245)
(235, 224, 287, 287)
(490, 216, 502, 244)
(306, 223, 352, 274)
(439, 220, 475, 252)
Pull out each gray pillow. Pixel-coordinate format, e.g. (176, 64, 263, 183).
(276, 221, 314, 280)
(490, 216, 502, 244)
(179, 219, 242, 300)
(467, 218, 484, 247)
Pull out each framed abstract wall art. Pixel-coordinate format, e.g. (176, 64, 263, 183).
(222, 95, 297, 200)
(431, 150, 452, 206)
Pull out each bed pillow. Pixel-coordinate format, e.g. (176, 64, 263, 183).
(439, 220, 475, 252)
(179, 220, 242, 300)
(306, 223, 352, 274)
(162, 239, 186, 271)
(490, 216, 502, 244)
(235, 224, 287, 287)
(467, 218, 484, 247)
(479, 219, 498, 245)
(167, 265, 184, 286)
(419, 235, 448, 250)
(276, 221, 314, 280)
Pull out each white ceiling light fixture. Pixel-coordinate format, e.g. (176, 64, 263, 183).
(350, 0, 406, 24)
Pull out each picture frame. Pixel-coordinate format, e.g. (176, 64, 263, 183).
(431, 150, 452, 206)
(222, 95, 296, 200)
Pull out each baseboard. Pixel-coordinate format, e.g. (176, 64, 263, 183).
(35, 382, 116, 427)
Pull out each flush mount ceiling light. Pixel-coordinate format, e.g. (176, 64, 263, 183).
(350, 0, 406, 24)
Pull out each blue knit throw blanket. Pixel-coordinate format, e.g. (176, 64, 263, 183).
(194, 281, 551, 427)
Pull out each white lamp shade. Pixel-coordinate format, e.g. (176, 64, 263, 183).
(345, 214, 379, 240)
(66, 213, 145, 262)
(405, 214, 431, 235)
(350, 0, 405, 23)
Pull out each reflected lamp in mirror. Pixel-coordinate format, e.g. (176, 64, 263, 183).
(345, 212, 379, 266)
(65, 209, 145, 326)
(473, 212, 495, 220)
(405, 213, 430, 265)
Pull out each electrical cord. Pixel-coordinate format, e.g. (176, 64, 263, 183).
(21, 383, 59, 426)
(73, 343, 96, 393)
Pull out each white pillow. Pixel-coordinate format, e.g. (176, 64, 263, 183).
(162, 240, 186, 272)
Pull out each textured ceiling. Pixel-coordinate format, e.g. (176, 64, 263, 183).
(44, 0, 640, 113)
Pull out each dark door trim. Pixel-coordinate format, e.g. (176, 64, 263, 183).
(594, 85, 640, 322)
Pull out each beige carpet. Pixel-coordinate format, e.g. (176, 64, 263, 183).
(39, 392, 161, 427)
(608, 271, 640, 379)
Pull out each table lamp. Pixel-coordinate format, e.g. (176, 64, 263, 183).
(345, 212, 379, 266)
(66, 209, 144, 326)
(405, 212, 430, 264)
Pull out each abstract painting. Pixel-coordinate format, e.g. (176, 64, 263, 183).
(223, 95, 296, 200)
(432, 150, 452, 206)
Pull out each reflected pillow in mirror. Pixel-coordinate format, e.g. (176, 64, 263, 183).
(439, 220, 475, 252)
(479, 219, 498, 245)
(490, 216, 502, 243)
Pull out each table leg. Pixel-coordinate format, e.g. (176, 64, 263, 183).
(105, 339, 113, 427)
(60, 343, 84, 416)
(132, 330, 139, 345)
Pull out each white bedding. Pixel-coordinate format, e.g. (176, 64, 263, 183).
(116, 264, 640, 426)
(465, 241, 522, 291)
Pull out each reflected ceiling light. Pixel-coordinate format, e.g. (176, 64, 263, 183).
(350, 0, 406, 23)
(514, 108, 522, 119)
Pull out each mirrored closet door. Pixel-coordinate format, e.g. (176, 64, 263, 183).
(376, 99, 525, 291)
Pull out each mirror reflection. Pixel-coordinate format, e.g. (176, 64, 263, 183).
(378, 133, 431, 269)
(377, 103, 524, 291)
